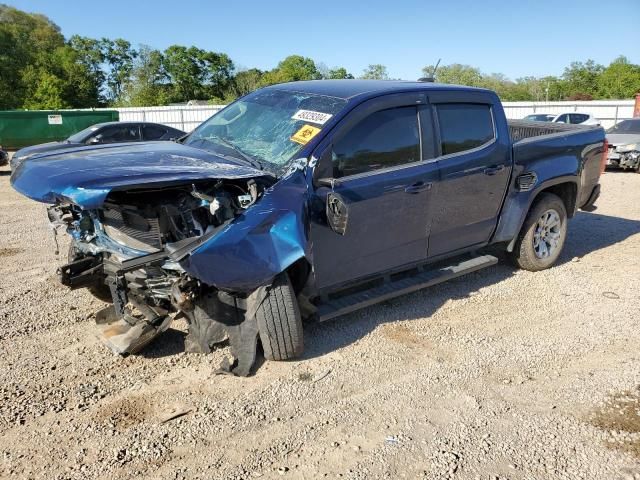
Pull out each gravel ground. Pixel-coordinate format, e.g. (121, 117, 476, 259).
(0, 165, 639, 480)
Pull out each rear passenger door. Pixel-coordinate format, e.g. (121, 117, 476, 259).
(427, 94, 511, 258)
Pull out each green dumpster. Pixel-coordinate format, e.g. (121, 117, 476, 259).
(0, 110, 119, 150)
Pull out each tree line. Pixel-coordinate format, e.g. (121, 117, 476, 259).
(1, 4, 639, 111)
(422, 59, 640, 102)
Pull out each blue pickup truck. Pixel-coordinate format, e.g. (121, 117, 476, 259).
(11, 80, 605, 374)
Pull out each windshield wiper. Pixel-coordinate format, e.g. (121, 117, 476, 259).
(210, 135, 264, 171)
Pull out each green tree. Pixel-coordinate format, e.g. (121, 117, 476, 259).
(120, 45, 171, 106)
(562, 59, 603, 100)
(327, 67, 354, 79)
(261, 55, 321, 85)
(163, 45, 204, 101)
(230, 68, 264, 97)
(163, 45, 234, 102)
(597, 56, 640, 99)
(101, 38, 137, 103)
(51, 44, 102, 107)
(0, 4, 65, 108)
(199, 50, 234, 99)
(67, 35, 105, 102)
(22, 70, 69, 109)
(361, 64, 389, 80)
(423, 63, 483, 86)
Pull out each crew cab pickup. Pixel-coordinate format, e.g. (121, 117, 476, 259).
(11, 80, 606, 375)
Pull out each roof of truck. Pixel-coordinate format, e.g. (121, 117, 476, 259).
(266, 79, 491, 99)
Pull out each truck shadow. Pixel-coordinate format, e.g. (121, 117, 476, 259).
(138, 211, 640, 366)
(141, 328, 186, 359)
(559, 210, 640, 263)
(302, 210, 640, 362)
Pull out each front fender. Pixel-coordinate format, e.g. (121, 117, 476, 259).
(179, 170, 309, 292)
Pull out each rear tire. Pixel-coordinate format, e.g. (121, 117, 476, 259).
(68, 244, 113, 303)
(256, 273, 304, 361)
(509, 193, 567, 272)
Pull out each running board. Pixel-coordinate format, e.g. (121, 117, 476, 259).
(317, 254, 498, 322)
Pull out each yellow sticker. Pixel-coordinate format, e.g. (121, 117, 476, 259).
(291, 124, 321, 145)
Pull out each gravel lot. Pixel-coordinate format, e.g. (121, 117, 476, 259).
(1, 165, 639, 480)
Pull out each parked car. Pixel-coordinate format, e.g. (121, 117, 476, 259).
(0, 146, 8, 167)
(10, 80, 606, 375)
(523, 113, 555, 122)
(605, 118, 640, 172)
(10, 121, 185, 170)
(551, 112, 600, 126)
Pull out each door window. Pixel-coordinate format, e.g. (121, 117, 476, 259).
(554, 114, 569, 123)
(435, 104, 494, 155)
(142, 124, 168, 140)
(332, 107, 420, 178)
(569, 113, 588, 124)
(90, 125, 140, 144)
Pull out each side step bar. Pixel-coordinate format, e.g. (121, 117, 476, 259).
(317, 254, 498, 322)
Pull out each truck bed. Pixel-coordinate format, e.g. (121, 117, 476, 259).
(508, 120, 604, 209)
(508, 119, 597, 143)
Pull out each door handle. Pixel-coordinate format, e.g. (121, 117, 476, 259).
(404, 181, 432, 194)
(484, 165, 505, 176)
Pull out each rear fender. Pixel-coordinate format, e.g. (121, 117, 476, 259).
(492, 173, 578, 250)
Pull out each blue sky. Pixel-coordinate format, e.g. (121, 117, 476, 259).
(8, 0, 640, 80)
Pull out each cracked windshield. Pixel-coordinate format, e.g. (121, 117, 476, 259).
(184, 89, 347, 175)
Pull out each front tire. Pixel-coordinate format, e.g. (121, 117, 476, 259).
(510, 193, 568, 271)
(256, 273, 304, 361)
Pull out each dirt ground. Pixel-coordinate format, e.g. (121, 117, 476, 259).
(1, 165, 639, 480)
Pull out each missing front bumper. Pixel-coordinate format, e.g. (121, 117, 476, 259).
(59, 248, 271, 375)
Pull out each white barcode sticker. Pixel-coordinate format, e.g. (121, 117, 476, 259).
(291, 110, 333, 125)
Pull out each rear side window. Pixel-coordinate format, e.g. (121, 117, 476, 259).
(436, 104, 494, 155)
(93, 125, 140, 143)
(569, 113, 588, 124)
(332, 106, 419, 178)
(142, 124, 168, 140)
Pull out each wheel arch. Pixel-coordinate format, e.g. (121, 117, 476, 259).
(499, 177, 578, 252)
(285, 257, 312, 295)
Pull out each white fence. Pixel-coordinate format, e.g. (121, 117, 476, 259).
(501, 100, 635, 129)
(112, 100, 636, 132)
(115, 105, 225, 132)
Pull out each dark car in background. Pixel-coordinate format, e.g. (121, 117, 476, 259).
(10, 121, 185, 170)
(0, 146, 8, 167)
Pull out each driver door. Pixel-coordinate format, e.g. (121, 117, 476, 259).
(309, 94, 439, 291)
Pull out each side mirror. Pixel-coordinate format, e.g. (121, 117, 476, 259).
(87, 137, 101, 145)
(326, 192, 348, 235)
(316, 177, 336, 188)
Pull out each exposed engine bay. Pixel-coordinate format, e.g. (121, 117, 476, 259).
(49, 177, 277, 374)
(53, 178, 267, 256)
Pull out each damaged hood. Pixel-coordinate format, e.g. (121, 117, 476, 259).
(11, 141, 266, 209)
(606, 133, 640, 148)
(13, 141, 82, 159)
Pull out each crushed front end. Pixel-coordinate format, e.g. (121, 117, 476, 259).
(50, 177, 274, 359)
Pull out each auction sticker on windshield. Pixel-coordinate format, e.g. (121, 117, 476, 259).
(291, 124, 321, 145)
(292, 110, 333, 125)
